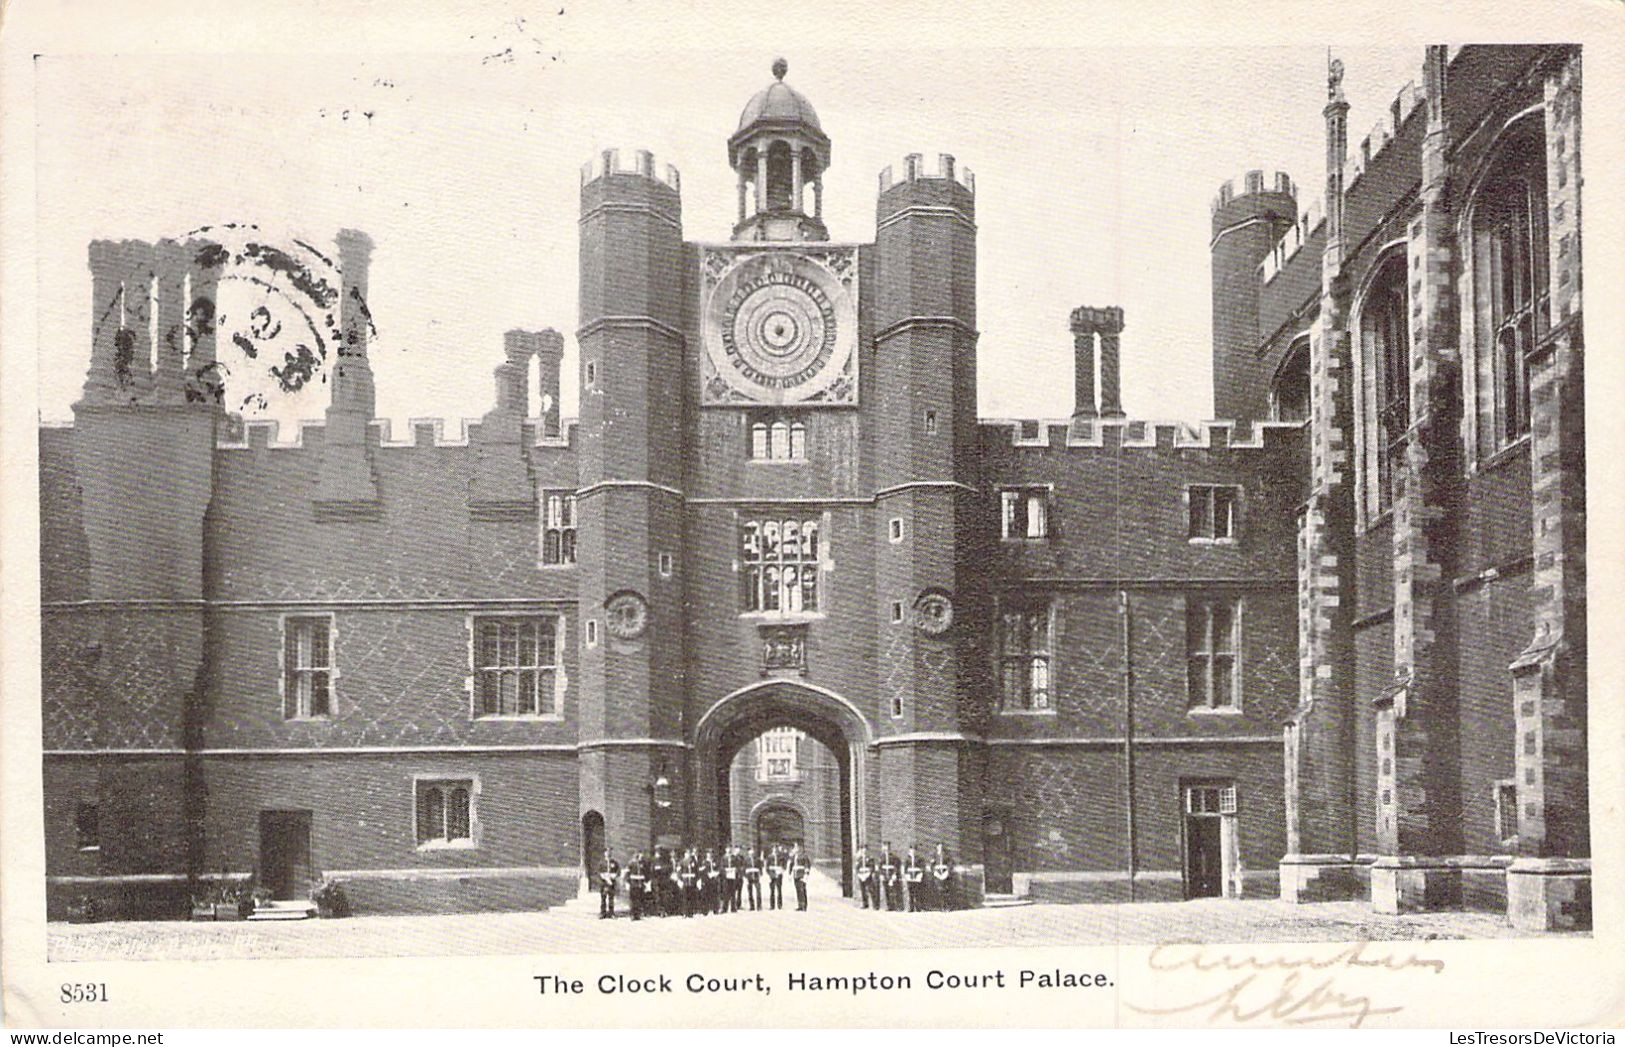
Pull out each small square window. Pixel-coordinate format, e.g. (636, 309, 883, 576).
(889, 518, 904, 543)
(924, 409, 938, 435)
(891, 694, 904, 718)
(585, 360, 597, 389)
(658, 552, 674, 577)
(416, 779, 475, 848)
(585, 619, 599, 648)
(1188, 485, 1241, 541)
(890, 601, 905, 623)
(999, 487, 1049, 540)
(75, 802, 99, 851)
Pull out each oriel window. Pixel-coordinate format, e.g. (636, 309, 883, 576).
(741, 518, 820, 614)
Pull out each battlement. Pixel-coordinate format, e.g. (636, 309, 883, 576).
(1259, 196, 1326, 283)
(877, 153, 975, 194)
(980, 416, 1306, 452)
(579, 148, 682, 191)
(1211, 169, 1296, 214)
(1347, 77, 1424, 188)
(208, 415, 580, 451)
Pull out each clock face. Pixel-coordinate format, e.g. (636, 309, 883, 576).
(700, 247, 858, 406)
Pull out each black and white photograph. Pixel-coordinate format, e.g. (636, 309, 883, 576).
(1, 0, 1620, 1031)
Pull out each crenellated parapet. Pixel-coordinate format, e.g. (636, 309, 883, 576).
(579, 148, 682, 192)
(877, 152, 976, 195)
(211, 415, 581, 451)
(979, 416, 1307, 453)
(1211, 169, 1295, 216)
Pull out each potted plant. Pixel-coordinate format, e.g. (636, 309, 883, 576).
(309, 876, 350, 918)
(66, 893, 100, 923)
(213, 880, 246, 921)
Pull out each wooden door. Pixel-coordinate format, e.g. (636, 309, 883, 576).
(259, 810, 312, 900)
(1184, 816, 1223, 898)
(983, 812, 1014, 894)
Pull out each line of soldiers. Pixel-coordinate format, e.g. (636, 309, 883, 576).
(853, 841, 962, 912)
(595, 843, 813, 920)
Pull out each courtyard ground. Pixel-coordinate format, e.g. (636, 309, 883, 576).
(47, 871, 1566, 962)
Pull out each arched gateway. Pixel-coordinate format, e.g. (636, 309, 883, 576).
(691, 681, 869, 896)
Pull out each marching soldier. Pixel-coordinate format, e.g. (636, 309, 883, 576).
(931, 842, 956, 911)
(854, 845, 879, 909)
(744, 847, 764, 911)
(879, 841, 902, 912)
(767, 845, 786, 910)
(627, 851, 648, 921)
(790, 842, 811, 911)
(902, 844, 926, 912)
(725, 845, 745, 913)
(597, 849, 621, 919)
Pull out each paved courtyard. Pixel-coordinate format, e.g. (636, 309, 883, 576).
(47, 872, 1563, 962)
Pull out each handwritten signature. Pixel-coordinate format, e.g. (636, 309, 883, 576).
(1127, 940, 1445, 1028)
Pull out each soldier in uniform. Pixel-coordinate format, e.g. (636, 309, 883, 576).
(931, 842, 956, 911)
(879, 841, 902, 912)
(744, 848, 764, 911)
(767, 845, 786, 910)
(679, 847, 700, 918)
(725, 845, 745, 913)
(705, 848, 724, 915)
(854, 845, 879, 909)
(650, 847, 673, 918)
(597, 849, 621, 919)
(790, 842, 811, 911)
(626, 851, 648, 921)
(902, 844, 926, 912)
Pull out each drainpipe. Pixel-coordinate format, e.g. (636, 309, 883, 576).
(1121, 589, 1138, 902)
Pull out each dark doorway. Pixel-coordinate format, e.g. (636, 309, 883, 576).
(1184, 815, 1223, 898)
(983, 810, 1014, 894)
(754, 802, 806, 854)
(581, 810, 605, 877)
(258, 810, 312, 900)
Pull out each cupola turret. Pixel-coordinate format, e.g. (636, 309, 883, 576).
(729, 58, 830, 241)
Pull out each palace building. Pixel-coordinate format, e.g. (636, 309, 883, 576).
(40, 45, 1587, 930)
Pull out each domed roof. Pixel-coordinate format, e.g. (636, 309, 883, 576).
(736, 58, 822, 134)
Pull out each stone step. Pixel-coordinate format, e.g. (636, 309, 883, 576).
(248, 900, 316, 921)
(981, 893, 1034, 908)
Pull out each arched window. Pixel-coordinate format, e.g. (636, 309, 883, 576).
(1357, 252, 1410, 517)
(746, 411, 808, 461)
(1270, 337, 1311, 423)
(1468, 116, 1548, 457)
(417, 779, 475, 846)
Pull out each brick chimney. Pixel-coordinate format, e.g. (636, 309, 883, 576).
(1069, 305, 1125, 421)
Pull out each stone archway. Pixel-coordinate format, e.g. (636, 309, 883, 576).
(691, 680, 871, 896)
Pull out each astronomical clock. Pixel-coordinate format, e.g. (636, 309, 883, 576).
(698, 246, 859, 406)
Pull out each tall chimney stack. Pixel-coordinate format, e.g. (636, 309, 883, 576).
(1097, 306, 1125, 418)
(334, 228, 376, 417)
(1068, 306, 1098, 423)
